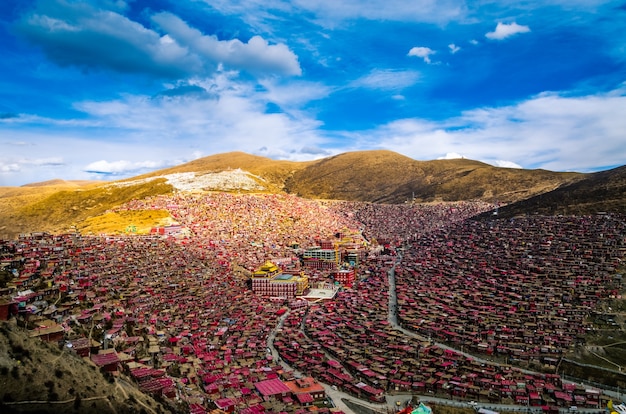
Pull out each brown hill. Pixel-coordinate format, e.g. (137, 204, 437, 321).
(0, 150, 610, 238)
(135, 150, 583, 204)
(284, 150, 582, 204)
(478, 164, 626, 218)
(134, 151, 311, 192)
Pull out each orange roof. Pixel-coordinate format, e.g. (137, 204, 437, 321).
(285, 377, 325, 394)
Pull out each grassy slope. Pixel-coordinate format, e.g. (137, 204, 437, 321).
(77, 209, 174, 235)
(285, 150, 583, 204)
(0, 180, 173, 239)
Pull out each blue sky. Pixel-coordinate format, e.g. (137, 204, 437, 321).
(1, 0, 625, 186)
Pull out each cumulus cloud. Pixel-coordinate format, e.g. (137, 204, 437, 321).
(14, 0, 301, 79)
(0, 163, 21, 173)
(0, 69, 334, 185)
(15, 1, 199, 78)
(493, 160, 523, 169)
(485, 22, 531, 40)
(438, 152, 464, 160)
(348, 89, 626, 172)
(408, 46, 435, 64)
(151, 12, 301, 77)
(448, 44, 461, 54)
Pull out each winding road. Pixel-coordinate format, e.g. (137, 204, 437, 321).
(265, 249, 618, 414)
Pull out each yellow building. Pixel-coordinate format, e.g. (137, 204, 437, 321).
(253, 261, 280, 278)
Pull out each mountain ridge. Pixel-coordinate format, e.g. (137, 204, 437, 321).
(1, 149, 624, 239)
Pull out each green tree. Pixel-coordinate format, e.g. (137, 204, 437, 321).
(0, 268, 13, 288)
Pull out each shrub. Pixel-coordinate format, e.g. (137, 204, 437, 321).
(74, 394, 82, 409)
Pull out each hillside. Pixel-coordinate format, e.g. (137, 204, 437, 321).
(133, 151, 310, 193)
(0, 149, 614, 238)
(477, 164, 626, 218)
(0, 322, 173, 414)
(0, 179, 174, 239)
(284, 150, 582, 203)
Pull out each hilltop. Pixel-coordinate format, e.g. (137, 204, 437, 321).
(1, 149, 624, 238)
(132, 150, 583, 204)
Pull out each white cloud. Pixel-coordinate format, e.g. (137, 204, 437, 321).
(485, 22, 531, 40)
(349, 69, 420, 91)
(438, 152, 464, 160)
(16, 1, 301, 79)
(84, 159, 169, 175)
(17, 1, 201, 78)
(493, 160, 523, 169)
(348, 88, 626, 172)
(0, 163, 20, 173)
(408, 46, 435, 64)
(448, 44, 461, 54)
(296, 0, 467, 25)
(258, 79, 331, 108)
(2, 87, 625, 185)
(152, 12, 302, 77)
(0, 72, 332, 185)
(25, 157, 65, 166)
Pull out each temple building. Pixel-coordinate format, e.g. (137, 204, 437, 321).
(251, 261, 309, 299)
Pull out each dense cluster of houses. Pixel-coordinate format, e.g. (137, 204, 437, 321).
(395, 215, 626, 361)
(275, 259, 610, 409)
(0, 230, 344, 413)
(0, 193, 624, 413)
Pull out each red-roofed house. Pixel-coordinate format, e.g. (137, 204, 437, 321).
(91, 350, 120, 372)
(214, 397, 236, 413)
(254, 378, 291, 401)
(285, 377, 326, 406)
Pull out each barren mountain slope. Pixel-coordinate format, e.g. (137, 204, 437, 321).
(285, 150, 582, 203)
(478, 164, 626, 218)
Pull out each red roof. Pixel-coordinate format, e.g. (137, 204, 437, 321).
(254, 378, 291, 396)
(295, 392, 314, 403)
(215, 397, 236, 409)
(91, 352, 120, 367)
